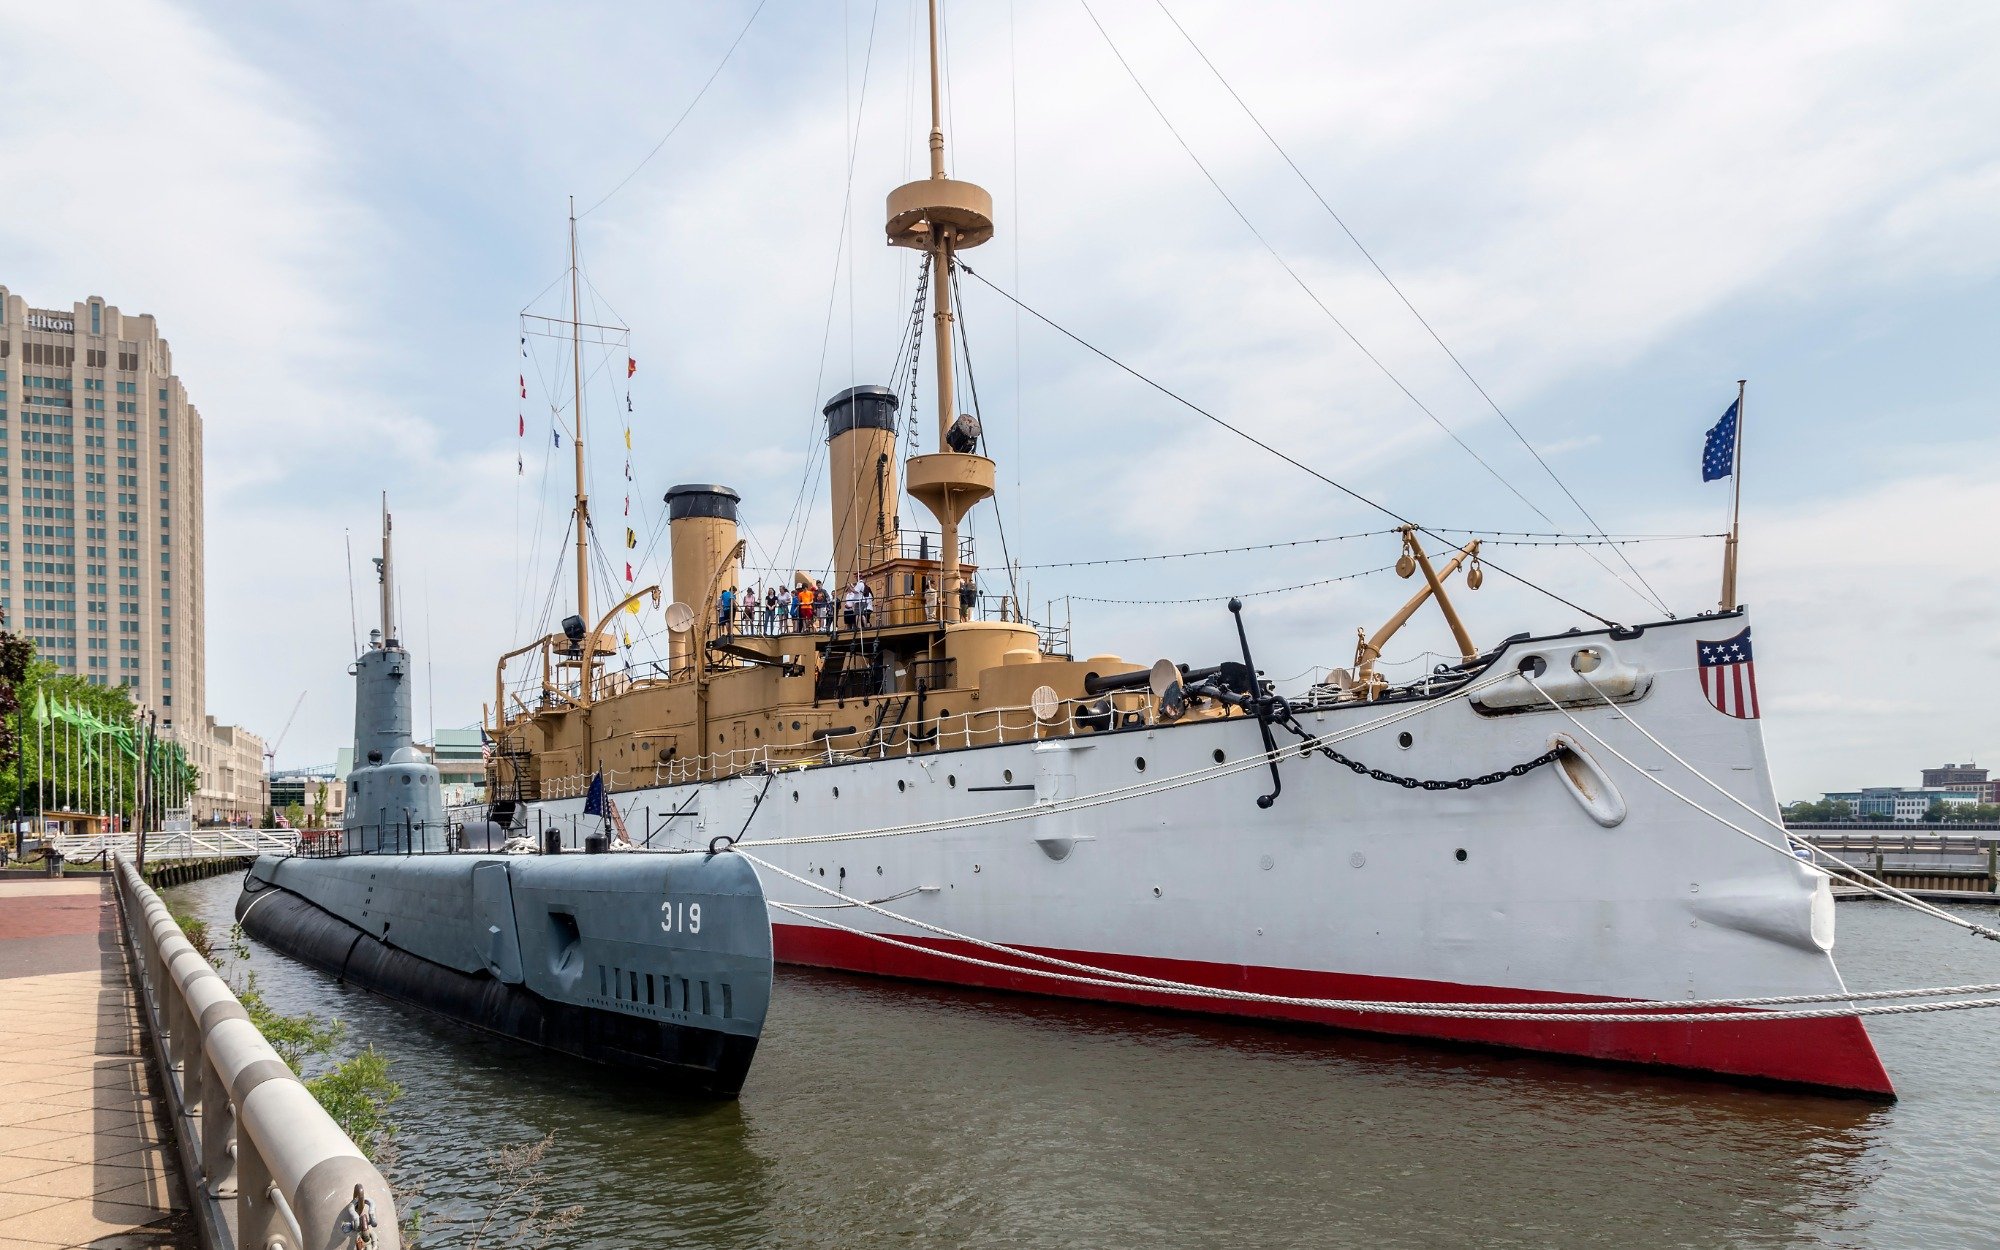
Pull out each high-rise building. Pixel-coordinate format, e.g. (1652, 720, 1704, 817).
(0, 286, 215, 803)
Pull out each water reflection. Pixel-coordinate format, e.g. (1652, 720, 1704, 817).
(167, 875, 1997, 1248)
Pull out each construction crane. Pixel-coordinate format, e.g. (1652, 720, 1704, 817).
(265, 691, 307, 769)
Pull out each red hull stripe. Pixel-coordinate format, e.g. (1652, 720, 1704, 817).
(771, 924, 1894, 1096)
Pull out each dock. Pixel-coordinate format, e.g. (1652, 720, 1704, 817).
(0, 877, 190, 1247)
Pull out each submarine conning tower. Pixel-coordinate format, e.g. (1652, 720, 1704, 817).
(825, 385, 900, 591)
(344, 506, 445, 852)
(665, 484, 741, 670)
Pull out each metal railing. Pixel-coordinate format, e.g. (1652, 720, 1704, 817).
(52, 828, 299, 862)
(113, 853, 400, 1249)
(528, 685, 1205, 795)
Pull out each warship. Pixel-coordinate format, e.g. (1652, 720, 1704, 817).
(474, 3, 1895, 1095)
(238, 507, 771, 1097)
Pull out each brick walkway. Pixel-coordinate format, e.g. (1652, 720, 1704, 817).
(0, 879, 194, 1248)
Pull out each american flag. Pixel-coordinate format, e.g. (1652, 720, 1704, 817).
(1702, 399, 1739, 482)
(1697, 626, 1758, 719)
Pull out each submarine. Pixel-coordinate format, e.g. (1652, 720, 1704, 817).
(237, 507, 771, 1096)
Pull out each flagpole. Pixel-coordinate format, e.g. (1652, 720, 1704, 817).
(1719, 378, 1747, 611)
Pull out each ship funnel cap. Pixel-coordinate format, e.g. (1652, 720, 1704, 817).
(664, 483, 741, 521)
(823, 385, 899, 438)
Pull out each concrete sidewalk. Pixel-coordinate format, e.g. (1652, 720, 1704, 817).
(0, 879, 193, 1248)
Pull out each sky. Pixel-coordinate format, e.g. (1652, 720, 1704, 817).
(1, 0, 1995, 801)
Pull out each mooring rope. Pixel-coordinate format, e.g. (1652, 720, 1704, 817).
(745, 853, 2000, 1022)
(763, 899, 2000, 1024)
(1525, 675, 2000, 944)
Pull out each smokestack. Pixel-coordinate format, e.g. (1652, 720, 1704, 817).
(664, 484, 741, 670)
(824, 385, 900, 591)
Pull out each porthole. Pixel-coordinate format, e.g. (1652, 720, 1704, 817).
(1397, 732, 1413, 750)
(792, 720, 801, 731)
(832, 786, 840, 799)
(402, 776, 411, 786)
(792, 790, 799, 802)
(1003, 769, 1014, 783)
(1455, 848, 1468, 862)
(754, 727, 762, 738)
(897, 779, 906, 792)
(1212, 748, 1225, 764)
(948, 775, 957, 788)
(1135, 757, 1147, 773)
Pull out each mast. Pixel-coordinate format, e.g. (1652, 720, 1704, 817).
(1719, 378, 1746, 611)
(570, 197, 592, 631)
(890, 0, 996, 624)
(378, 494, 395, 644)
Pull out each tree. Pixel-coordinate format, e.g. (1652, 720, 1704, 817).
(1784, 798, 1856, 823)
(0, 639, 147, 823)
(1925, 799, 1950, 823)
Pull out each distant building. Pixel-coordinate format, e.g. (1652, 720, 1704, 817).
(421, 728, 487, 807)
(0, 287, 204, 715)
(1, 285, 267, 822)
(1822, 786, 1982, 822)
(200, 718, 267, 825)
(270, 768, 345, 825)
(1921, 763, 1987, 788)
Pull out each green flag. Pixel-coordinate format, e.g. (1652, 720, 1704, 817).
(34, 688, 48, 726)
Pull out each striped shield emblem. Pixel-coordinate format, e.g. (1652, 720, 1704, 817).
(1697, 626, 1758, 719)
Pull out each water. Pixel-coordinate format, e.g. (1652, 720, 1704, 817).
(167, 873, 2000, 1248)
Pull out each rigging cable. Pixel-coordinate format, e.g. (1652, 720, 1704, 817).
(956, 261, 1619, 629)
(1065, 563, 1395, 606)
(1150, 0, 1669, 615)
(948, 261, 1022, 610)
(774, 7, 885, 577)
(580, 0, 771, 218)
(1076, 0, 1670, 617)
(1017, 529, 1718, 571)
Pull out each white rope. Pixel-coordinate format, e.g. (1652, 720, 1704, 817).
(747, 852, 2000, 1020)
(736, 668, 1519, 848)
(1527, 675, 2000, 943)
(1574, 671, 2000, 940)
(766, 901, 2000, 1024)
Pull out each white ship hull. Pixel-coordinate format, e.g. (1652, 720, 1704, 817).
(510, 611, 1891, 1095)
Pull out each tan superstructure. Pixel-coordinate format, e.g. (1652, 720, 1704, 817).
(482, 0, 1228, 803)
(478, 0, 1497, 810)
(825, 386, 900, 591)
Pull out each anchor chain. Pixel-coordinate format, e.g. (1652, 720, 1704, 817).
(1274, 712, 1562, 791)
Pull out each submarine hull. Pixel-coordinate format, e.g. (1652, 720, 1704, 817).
(237, 850, 771, 1098)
